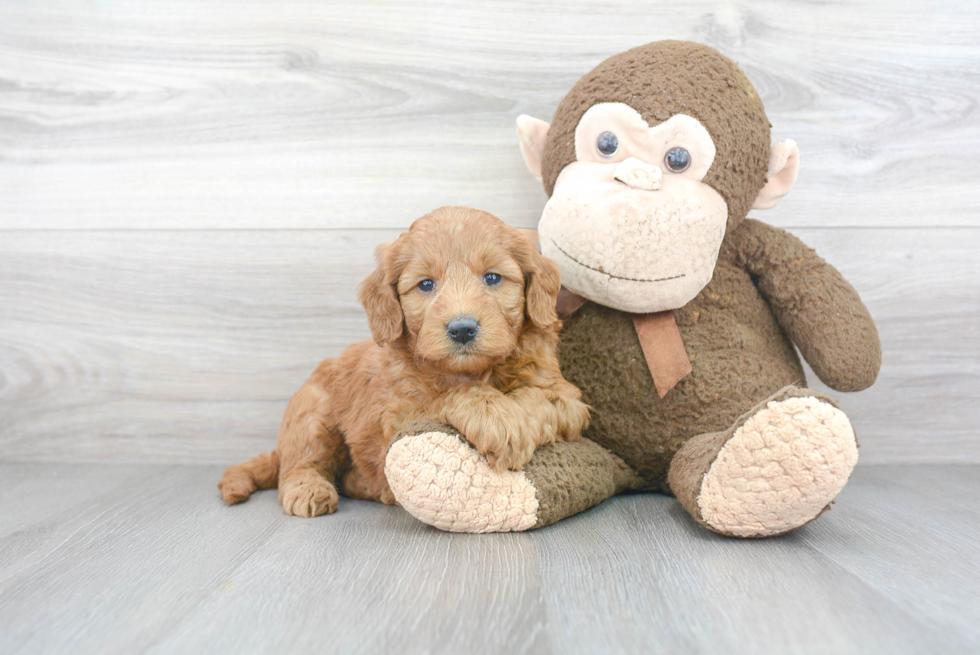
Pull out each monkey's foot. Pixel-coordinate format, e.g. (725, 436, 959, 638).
(670, 389, 858, 538)
(385, 426, 539, 533)
(386, 421, 638, 533)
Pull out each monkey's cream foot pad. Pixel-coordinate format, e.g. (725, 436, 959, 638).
(385, 431, 539, 533)
(698, 396, 859, 538)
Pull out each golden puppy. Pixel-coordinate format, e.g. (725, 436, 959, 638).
(218, 206, 589, 517)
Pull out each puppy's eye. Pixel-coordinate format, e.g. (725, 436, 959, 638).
(483, 272, 502, 287)
(664, 147, 691, 173)
(417, 279, 435, 293)
(596, 131, 619, 158)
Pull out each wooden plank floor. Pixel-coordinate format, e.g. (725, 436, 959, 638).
(1, 463, 977, 654)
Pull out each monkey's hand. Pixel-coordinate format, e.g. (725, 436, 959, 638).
(732, 219, 881, 392)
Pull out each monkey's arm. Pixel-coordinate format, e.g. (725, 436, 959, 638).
(730, 218, 881, 392)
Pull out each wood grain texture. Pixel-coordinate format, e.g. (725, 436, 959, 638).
(0, 0, 978, 230)
(1, 227, 977, 464)
(0, 463, 977, 654)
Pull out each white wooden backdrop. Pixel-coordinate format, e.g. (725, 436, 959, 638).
(1, 0, 978, 464)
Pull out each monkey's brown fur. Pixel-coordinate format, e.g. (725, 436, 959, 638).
(218, 207, 588, 517)
(556, 219, 879, 494)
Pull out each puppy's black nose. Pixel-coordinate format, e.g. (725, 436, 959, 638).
(446, 316, 479, 345)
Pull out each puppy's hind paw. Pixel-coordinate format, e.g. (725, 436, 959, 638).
(218, 472, 256, 505)
(279, 470, 339, 518)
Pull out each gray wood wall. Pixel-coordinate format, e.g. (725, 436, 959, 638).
(2, 0, 978, 464)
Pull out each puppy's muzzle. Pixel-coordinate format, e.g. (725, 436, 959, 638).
(446, 316, 480, 345)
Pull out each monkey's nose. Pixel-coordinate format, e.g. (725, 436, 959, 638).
(614, 157, 662, 191)
(446, 316, 480, 345)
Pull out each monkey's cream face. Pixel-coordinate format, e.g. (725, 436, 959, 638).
(537, 103, 728, 314)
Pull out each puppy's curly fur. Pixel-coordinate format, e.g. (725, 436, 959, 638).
(218, 206, 589, 517)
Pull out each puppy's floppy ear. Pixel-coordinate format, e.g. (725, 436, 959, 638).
(515, 232, 561, 331)
(358, 243, 404, 346)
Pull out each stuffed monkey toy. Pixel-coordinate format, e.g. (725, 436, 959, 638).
(383, 41, 881, 537)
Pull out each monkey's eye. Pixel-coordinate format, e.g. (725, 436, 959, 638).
(664, 147, 691, 173)
(417, 279, 435, 293)
(483, 272, 502, 287)
(596, 131, 619, 158)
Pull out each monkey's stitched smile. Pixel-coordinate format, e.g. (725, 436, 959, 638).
(550, 240, 686, 283)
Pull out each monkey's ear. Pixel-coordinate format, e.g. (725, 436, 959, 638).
(753, 139, 800, 210)
(357, 243, 404, 346)
(516, 115, 551, 183)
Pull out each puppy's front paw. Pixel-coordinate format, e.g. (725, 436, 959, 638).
(472, 416, 541, 473)
(556, 396, 590, 440)
(440, 390, 554, 473)
(279, 470, 339, 518)
(484, 442, 535, 473)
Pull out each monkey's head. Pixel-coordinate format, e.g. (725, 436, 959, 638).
(517, 40, 799, 313)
